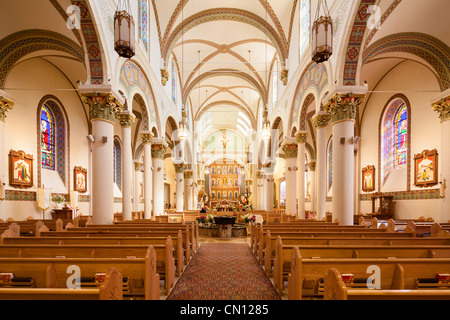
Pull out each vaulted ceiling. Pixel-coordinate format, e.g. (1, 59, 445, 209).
(152, 0, 304, 133)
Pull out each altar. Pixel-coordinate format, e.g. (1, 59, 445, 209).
(198, 215, 247, 239)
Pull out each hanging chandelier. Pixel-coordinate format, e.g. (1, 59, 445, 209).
(262, 106, 271, 141)
(311, 0, 333, 64)
(114, 0, 135, 59)
(179, 106, 188, 141)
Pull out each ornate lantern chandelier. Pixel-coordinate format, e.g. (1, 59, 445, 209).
(311, 0, 333, 64)
(114, 0, 135, 59)
(178, 106, 188, 141)
(262, 106, 271, 141)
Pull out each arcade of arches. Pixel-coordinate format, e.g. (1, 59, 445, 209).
(1, 0, 450, 227)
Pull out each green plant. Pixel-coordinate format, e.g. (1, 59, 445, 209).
(52, 194, 65, 204)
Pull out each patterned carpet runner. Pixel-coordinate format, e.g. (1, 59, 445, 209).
(166, 243, 281, 300)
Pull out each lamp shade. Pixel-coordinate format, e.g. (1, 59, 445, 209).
(114, 6, 135, 59)
(311, 15, 333, 64)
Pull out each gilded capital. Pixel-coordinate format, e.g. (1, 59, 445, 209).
(134, 161, 142, 171)
(151, 143, 167, 159)
(295, 132, 308, 144)
(117, 112, 136, 128)
(161, 68, 169, 86)
(141, 132, 153, 145)
(308, 161, 316, 171)
(432, 97, 450, 122)
(323, 93, 365, 124)
(282, 143, 298, 159)
(280, 69, 288, 86)
(312, 112, 331, 128)
(184, 171, 193, 179)
(256, 171, 265, 179)
(174, 162, 186, 173)
(0, 96, 14, 122)
(81, 92, 124, 124)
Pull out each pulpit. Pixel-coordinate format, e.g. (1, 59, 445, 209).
(214, 216, 236, 238)
(51, 208, 73, 220)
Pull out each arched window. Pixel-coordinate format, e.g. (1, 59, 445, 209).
(171, 60, 177, 104)
(272, 61, 278, 106)
(280, 180, 286, 207)
(113, 139, 122, 190)
(38, 98, 68, 187)
(327, 137, 333, 191)
(40, 105, 56, 170)
(299, 0, 311, 58)
(381, 97, 409, 185)
(138, 0, 149, 50)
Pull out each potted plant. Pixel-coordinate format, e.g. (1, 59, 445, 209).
(52, 194, 65, 209)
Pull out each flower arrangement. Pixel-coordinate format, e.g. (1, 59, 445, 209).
(242, 213, 256, 224)
(52, 194, 65, 204)
(197, 215, 207, 224)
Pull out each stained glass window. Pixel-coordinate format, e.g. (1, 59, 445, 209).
(394, 106, 408, 169)
(113, 139, 122, 189)
(41, 105, 56, 170)
(327, 138, 333, 190)
(172, 60, 177, 104)
(299, 0, 311, 58)
(381, 98, 408, 184)
(139, 0, 149, 50)
(273, 61, 278, 106)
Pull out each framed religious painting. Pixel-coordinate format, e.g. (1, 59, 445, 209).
(414, 149, 438, 188)
(362, 165, 375, 192)
(74, 166, 87, 193)
(9, 150, 34, 189)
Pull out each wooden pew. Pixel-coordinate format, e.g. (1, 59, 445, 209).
(39, 228, 193, 264)
(0, 267, 123, 300)
(286, 247, 450, 299)
(256, 225, 415, 265)
(2, 234, 185, 277)
(0, 246, 161, 300)
(0, 237, 175, 295)
(323, 267, 450, 300)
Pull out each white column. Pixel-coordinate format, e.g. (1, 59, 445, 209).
(81, 92, 123, 225)
(295, 132, 308, 219)
(313, 112, 331, 221)
(152, 138, 167, 217)
(432, 96, 450, 222)
(133, 160, 142, 213)
(118, 111, 135, 221)
(323, 91, 366, 225)
(256, 171, 265, 210)
(0, 96, 14, 220)
(282, 138, 298, 216)
(264, 162, 275, 213)
(174, 162, 185, 212)
(141, 132, 153, 219)
(185, 171, 194, 210)
(308, 161, 317, 213)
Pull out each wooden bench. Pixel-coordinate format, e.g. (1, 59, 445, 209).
(265, 233, 450, 277)
(0, 267, 123, 300)
(0, 246, 161, 300)
(2, 234, 185, 277)
(323, 267, 450, 300)
(287, 247, 450, 299)
(38, 228, 193, 264)
(255, 226, 415, 264)
(0, 237, 175, 295)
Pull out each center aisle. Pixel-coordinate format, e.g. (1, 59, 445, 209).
(166, 241, 282, 300)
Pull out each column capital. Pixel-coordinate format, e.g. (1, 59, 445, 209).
(282, 138, 299, 159)
(80, 92, 124, 124)
(134, 161, 142, 171)
(295, 131, 308, 144)
(117, 111, 136, 128)
(184, 170, 193, 179)
(140, 131, 154, 144)
(323, 92, 366, 125)
(312, 111, 331, 128)
(256, 171, 265, 179)
(0, 96, 14, 122)
(174, 162, 186, 173)
(308, 161, 316, 171)
(431, 96, 450, 122)
(151, 138, 168, 159)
